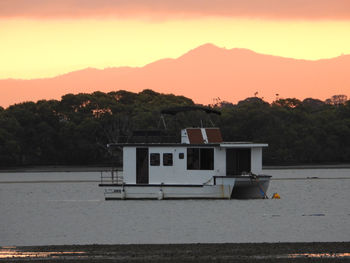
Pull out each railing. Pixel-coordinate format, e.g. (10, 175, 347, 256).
(100, 168, 123, 184)
(108, 135, 178, 143)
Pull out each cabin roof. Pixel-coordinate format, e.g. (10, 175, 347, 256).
(107, 142, 268, 148)
(219, 142, 268, 148)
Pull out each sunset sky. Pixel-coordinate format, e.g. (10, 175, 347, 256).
(1, 0, 350, 80)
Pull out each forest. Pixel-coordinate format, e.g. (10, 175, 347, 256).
(0, 89, 349, 167)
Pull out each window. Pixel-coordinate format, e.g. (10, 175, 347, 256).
(163, 153, 173, 166)
(200, 148, 214, 170)
(150, 153, 160, 166)
(187, 148, 214, 170)
(226, 149, 251, 175)
(179, 153, 184, 159)
(187, 148, 199, 169)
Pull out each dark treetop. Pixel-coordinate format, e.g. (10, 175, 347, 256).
(0, 90, 349, 167)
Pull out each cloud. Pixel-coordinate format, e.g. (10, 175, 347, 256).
(0, 0, 349, 20)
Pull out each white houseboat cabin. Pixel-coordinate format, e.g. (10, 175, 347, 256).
(100, 127, 271, 200)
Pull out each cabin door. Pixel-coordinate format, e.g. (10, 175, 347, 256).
(136, 148, 149, 184)
(226, 148, 251, 176)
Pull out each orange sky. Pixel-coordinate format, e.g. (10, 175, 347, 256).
(1, 0, 350, 80)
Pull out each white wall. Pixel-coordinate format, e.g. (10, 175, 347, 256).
(251, 147, 263, 174)
(123, 147, 136, 184)
(123, 146, 224, 185)
(149, 146, 221, 184)
(215, 147, 226, 176)
(122, 146, 264, 184)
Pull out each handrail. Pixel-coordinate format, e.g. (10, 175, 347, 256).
(100, 169, 124, 184)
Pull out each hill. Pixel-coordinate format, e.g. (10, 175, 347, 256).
(1, 43, 350, 108)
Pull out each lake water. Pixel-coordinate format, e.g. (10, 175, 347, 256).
(0, 168, 349, 246)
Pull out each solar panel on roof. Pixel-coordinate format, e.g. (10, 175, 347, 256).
(205, 128, 223, 143)
(186, 128, 205, 144)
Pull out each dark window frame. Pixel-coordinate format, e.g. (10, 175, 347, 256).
(187, 148, 200, 170)
(163, 153, 173, 166)
(150, 153, 160, 166)
(187, 148, 214, 170)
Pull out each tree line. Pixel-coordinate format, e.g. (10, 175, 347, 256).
(0, 90, 349, 167)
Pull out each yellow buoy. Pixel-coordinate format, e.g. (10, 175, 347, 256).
(272, 193, 281, 199)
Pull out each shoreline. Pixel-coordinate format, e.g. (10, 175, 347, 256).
(1, 163, 350, 173)
(0, 166, 117, 173)
(1, 242, 349, 262)
(264, 164, 350, 169)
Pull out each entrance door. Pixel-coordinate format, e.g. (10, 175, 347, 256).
(136, 148, 149, 184)
(226, 148, 251, 175)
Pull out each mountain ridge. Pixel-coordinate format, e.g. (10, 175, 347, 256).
(1, 43, 350, 108)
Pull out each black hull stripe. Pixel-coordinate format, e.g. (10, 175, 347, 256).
(99, 184, 204, 187)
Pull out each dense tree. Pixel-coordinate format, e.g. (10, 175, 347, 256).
(325, 94, 348, 105)
(0, 90, 350, 167)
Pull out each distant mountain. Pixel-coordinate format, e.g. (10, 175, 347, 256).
(1, 43, 350, 108)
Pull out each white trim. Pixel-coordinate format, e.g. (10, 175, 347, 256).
(220, 143, 268, 148)
(201, 128, 208, 143)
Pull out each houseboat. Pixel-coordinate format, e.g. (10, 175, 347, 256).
(99, 126, 271, 200)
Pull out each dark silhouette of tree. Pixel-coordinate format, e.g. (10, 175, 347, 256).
(325, 94, 348, 105)
(0, 90, 350, 167)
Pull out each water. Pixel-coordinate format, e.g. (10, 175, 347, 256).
(0, 168, 349, 246)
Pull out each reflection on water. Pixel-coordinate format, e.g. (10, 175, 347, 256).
(288, 253, 350, 258)
(0, 249, 86, 259)
(1, 247, 349, 260)
(253, 253, 350, 260)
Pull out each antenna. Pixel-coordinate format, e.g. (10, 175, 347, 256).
(208, 116, 215, 127)
(158, 115, 167, 130)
